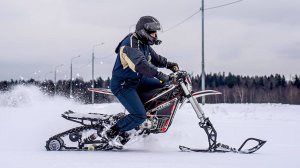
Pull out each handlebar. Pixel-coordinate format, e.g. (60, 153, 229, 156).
(169, 70, 188, 84)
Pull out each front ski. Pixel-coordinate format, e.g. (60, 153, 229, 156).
(179, 138, 267, 154)
(179, 146, 210, 152)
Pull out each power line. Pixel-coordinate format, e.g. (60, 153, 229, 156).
(205, 0, 244, 10)
(162, 0, 245, 33)
(162, 9, 201, 33)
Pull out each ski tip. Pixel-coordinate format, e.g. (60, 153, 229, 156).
(237, 138, 267, 154)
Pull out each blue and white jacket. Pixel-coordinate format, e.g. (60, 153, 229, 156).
(110, 33, 167, 91)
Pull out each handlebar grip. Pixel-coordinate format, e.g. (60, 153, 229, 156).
(171, 66, 179, 72)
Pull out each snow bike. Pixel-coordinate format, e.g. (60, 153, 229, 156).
(45, 70, 266, 153)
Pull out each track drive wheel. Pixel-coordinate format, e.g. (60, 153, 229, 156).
(45, 137, 64, 151)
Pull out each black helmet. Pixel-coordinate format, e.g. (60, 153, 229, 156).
(135, 16, 162, 45)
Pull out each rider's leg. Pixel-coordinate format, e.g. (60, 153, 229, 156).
(106, 77, 163, 145)
(137, 76, 165, 102)
(138, 76, 165, 92)
(104, 87, 146, 145)
(111, 87, 147, 132)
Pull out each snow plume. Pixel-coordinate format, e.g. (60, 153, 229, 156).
(0, 85, 121, 151)
(0, 85, 46, 107)
(0, 84, 80, 108)
(0, 85, 83, 151)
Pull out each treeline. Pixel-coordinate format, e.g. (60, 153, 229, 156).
(1, 73, 300, 104)
(192, 73, 300, 104)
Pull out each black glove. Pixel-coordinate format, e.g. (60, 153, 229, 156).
(166, 62, 179, 72)
(156, 71, 170, 83)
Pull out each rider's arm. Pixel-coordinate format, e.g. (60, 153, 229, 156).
(120, 45, 159, 78)
(149, 47, 168, 68)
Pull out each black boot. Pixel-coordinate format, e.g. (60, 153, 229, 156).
(106, 124, 120, 139)
(118, 132, 130, 145)
(106, 125, 131, 146)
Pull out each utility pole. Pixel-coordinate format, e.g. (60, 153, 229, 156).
(70, 55, 80, 98)
(70, 60, 73, 98)
(54, 64, 63, 95)
(201, 0, 206, 105)
(91, 43, 104, 104)
(92, 50, 95, 104)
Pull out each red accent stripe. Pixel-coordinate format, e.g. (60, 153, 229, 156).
(88, 88, 113, 95)
(161, 99, 177, 132)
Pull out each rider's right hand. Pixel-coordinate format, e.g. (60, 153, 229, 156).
(166, 62, 179, 72)
(156, 71, 171, 83)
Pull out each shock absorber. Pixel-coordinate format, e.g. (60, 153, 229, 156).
(85, 133, 98, 143)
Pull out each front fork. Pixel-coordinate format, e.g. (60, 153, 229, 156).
(180, 82, 217, 151)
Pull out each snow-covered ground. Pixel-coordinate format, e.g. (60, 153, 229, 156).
(0, 85, 300, 168)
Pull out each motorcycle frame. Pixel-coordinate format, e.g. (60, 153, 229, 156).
(142, 74, 218, 151)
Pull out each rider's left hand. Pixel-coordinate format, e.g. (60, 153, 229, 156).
(166, 62, 179, 72)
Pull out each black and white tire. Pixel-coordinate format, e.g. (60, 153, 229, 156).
(45, 138, 64, 151)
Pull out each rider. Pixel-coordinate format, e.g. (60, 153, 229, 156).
(106, 16, 179, 145)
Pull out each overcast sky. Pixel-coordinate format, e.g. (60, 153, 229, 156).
(0, 0, 299, 81)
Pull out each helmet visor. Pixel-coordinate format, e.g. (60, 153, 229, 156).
(144, 22, 161, 32)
